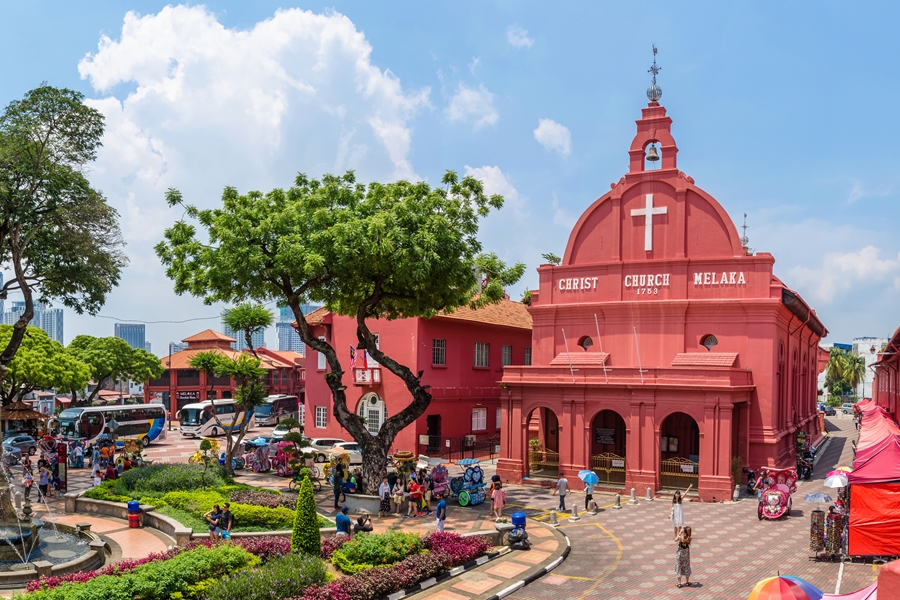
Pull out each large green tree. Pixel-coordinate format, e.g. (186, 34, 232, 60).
(0, 325, 91, 406)
(157, 171, 523, 493)
(67, 335, 163, 405)
(0, 86, 127, 382)
(824, 347, 868, 402)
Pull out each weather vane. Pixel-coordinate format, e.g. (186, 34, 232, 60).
(741, 213, 750, 247)
(647, 45, 662, 102)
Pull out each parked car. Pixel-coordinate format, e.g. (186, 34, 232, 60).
(823, 405, 836, 416)
(306, 438, 348, 463)
(1, 444, 22, 465)
(330, 441, 363, 465)
(3, 435, 36, 456)
(841, 403, 856, 415)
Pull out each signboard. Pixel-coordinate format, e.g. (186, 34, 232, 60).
(680, 464, 695, 473)
(419, 435, 429, 445)
(594, 428, 616, 445)
(177, 391, 200, 401)
(611, 459, 625, 468)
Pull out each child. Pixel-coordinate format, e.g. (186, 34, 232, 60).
(491, 481, 507, 522)
(23, 471, 33, 499)
(407, 479, 422, 518)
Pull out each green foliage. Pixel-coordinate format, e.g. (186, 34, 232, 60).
(291, 477, 320, 556)
(824, 347, 867, 400)
(200, 552, 326, 600)
(222, 303, 273, 356)
(16, 544, 255, 600)
(0, 325, 91, 406)
(330, 531, 422, 574)
(230, 504, 295, 530)
(114, 464, 227, 495)
(82, 481, 131, 503)
(541, 252, 562, 265)
(66, 335, 163, 404)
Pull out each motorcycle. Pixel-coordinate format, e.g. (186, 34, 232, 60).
(796, 454, 813, 481)
(744, 467, 757, 495)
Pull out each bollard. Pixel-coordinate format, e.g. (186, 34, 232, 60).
(13, 491, 21, 510)
(589, 500, 598, 514)
(569, 504, 580, 521)
(733, 485, 741, 502)
(646, 487, 654, 501)
(549, 509, 558, 525)
(613, 493, 622, 509)
(628, 487, 639, 505)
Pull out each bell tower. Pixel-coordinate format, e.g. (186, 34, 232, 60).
(628, 47, 679, 174)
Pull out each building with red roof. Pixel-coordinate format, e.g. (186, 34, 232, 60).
(873, 326, 900, 418)
(496, 93, 827, 501)
(143, 329, 305, 415)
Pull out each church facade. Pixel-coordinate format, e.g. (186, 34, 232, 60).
(496, 97, 827, 501)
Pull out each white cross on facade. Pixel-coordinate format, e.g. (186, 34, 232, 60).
(630, 193, 668, 251)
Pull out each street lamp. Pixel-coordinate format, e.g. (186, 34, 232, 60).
(166, 353, 173, 431)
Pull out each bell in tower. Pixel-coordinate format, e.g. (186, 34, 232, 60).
(646, 144, 660, 162)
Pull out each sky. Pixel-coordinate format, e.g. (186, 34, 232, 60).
(1, 2, 898, 352)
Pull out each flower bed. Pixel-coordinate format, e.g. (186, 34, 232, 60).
(329, 531, 422, 575)
(200, 552, 326, 600)
(299, 533, 493, 600)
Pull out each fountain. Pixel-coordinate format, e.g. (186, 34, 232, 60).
(0, 473, 41, 562)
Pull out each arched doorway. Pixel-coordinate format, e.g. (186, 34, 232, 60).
(590, 410, 626, 487)
(659, 412, 700, 491)
(356, 393, 387, 435)
(525, 407, 560, 479)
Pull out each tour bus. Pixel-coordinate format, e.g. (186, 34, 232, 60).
(177, 400, 253, 437)
(56, 404, 168, 445)
(255, 395, 300, 426)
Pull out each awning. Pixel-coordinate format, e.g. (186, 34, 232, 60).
(57, 398, 72, 404)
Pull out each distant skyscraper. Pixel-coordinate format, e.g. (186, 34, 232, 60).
(222, 310, 267, 352)
(2, 301, 63, 343)
(278, 303, 320, 322)
(276, 322, 306, 354)
(168, 342, 188, 355)
(115, 323, 146, 350)
(144, 341, 152, 354)
(3, 301, 26, 325)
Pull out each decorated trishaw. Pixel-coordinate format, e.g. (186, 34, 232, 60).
(756, 466, 798, 520)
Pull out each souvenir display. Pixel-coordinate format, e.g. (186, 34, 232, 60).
(810, 509, 825, 552)
(825, 512, 841, 555)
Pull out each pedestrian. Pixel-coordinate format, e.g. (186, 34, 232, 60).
(91, 445, 100, 468)
(436, 494, 447, 532)
(22, 471, 33, 499)
(21, 454, 31, 476)
(73, 444, 84, 468)
(670, 484, 692, 539)
(421, 473, 433, 516)
(391, 478, 405, 514)
(675, 526, 693, 588)
(37, 467, 49, 503)
(335, 506, 352, 538)
(93, 470, 103, 487)
(491, 481, 507, 522)
(353, 514, 373, 534)
(407, 479, 422, 518)
(491, 473, 501, 485)
(551, 472, 568, 511)
(204, 504, 222, 541)
(220, 502, 234, 540)
(332, 464, 344, 510)
(378, 476, 391, 517)
(105, 464, 117, 481)
(584, 479, 595, 511)
(100, 445, 110, 467)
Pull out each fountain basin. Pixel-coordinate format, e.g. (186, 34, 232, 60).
(0, 522, 39, 562)
(0, 523, 107, 588)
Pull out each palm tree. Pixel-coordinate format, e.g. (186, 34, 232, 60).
(825, 347, 845, 389)
(845, 353, 867, 399)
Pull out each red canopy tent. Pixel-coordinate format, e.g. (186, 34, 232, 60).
(848, 400, 900, 556)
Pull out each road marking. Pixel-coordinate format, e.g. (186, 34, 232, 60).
(547, 573, 595, 581)
(835, 560, 844, 594)
(574, 522, 623, 599)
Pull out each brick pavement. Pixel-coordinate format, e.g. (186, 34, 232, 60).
(509, 415, 877, 600)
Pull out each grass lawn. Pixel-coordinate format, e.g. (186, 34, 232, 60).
(156, 505, 333, 533)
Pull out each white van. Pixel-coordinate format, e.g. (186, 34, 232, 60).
(178, 400, 251, 437)
(255, 395, 299, 426)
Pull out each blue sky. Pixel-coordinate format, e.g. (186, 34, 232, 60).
(1, 2, 898, 351)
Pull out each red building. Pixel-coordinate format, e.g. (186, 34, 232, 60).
(144, 329, 306, 415)
(302, 301, 532, 456)
(873, 326, 900, 417)
(496, 96, 827, 501)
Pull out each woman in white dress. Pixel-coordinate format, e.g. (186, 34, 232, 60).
(670, 484, 692, 539)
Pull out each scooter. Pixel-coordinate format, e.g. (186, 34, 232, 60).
(797, 454, 813, 481)
(744, 467, 757, 495)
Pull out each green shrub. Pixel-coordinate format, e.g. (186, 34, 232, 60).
(162, 490, 227, 514)
(330, 531, 422, 574)
(215, 483, 252, 496)
(116, 464, 227, 496)
(156, 506, 210, 532)
(201, 552, 326, 600)
(230, 504, 295, 530)
(82, 482, 132, 504)
(17, 544, 255, 600)
(291, 477, 320, 556)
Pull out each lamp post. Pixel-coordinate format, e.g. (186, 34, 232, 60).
(166, 353, 173, 431)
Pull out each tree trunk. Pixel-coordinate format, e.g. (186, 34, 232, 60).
(360, 437, 391, 496)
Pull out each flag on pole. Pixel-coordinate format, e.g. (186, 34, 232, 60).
(349, 346, 357, 369)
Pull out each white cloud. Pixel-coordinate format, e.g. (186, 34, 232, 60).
(788, 246, 900, 304)
(468, 56, 481, 75)
(464, 165, 527, 220)
(446, 83, 498, 129)
(534, 118, 571, 157)
(551, 193, 576, 228)
(507, 25, 533, 48)
(70, 5, 432, 350)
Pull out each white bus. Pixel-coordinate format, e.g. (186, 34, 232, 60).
(177, 400, 253, 437)
(57, 404, 168, 445)
(255, 395, 300, 426)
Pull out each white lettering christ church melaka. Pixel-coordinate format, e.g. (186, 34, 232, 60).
(556, 272, 747, 294)
(557, 277, 599, 291)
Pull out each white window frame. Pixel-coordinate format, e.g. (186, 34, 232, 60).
(357, 394, 386, 435)
(432, 339, 446, 366)
(524, 347, 532, 366)
(501, 345, 512, 367)
(317, 336, 327, 370)
(315, 406, 327, 428)
(496, 407, 502, 429)
(366, 333, 380, 367)
(472, 407, 487, 431)
(474, 342, 490, 368)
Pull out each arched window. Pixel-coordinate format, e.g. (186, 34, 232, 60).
(700, 334, 718, 351)
(357, 393, 387, 435)
(577, 336, 593, 351)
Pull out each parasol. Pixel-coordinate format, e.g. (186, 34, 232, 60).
(1, 401, 47, 422)
(834, 466, 853, 473)
(748, 575, 823, 600)
(822, 582, 877, 600)
(455, 458, 480, 466)
(824, 474, 848, 488)
(578, 470, 600, 486)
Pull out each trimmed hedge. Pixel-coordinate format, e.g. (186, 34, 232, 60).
(330, 531, 421, 574)
(291, 477, 320, 556)
(201, 552, 326, 600)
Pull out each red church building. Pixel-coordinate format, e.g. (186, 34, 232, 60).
(873, 325, 900, 418)
(496, 89, 827, 501)
(302, 302, 532, 456)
